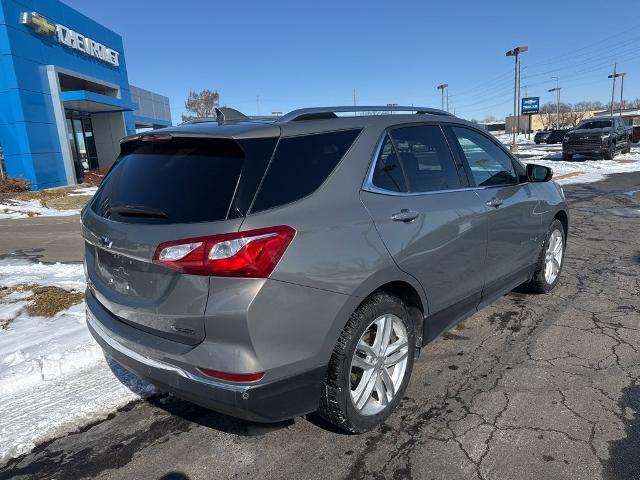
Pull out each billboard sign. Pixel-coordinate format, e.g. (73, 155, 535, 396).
(521, 96, 539, 115)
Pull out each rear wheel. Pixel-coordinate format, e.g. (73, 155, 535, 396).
(523, 219, 565, 293)
(318, 292, 416, 433)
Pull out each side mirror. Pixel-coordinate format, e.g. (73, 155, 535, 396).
(527, 163, 553, 182)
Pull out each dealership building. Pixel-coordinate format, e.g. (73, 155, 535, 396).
(0, 0, 171, 189)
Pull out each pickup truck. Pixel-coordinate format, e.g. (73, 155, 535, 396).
(562, 117, 632, 160)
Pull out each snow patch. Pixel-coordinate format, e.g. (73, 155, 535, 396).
(518, 145, 640, 185)
(0, 199, 80, 219)
(0, 260, 153, 463)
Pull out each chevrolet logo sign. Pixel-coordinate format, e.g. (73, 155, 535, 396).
(524, 99, 536, 105)
(21, 11, 56, 36)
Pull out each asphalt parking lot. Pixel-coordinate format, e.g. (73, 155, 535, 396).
(1, 171, 639, 480)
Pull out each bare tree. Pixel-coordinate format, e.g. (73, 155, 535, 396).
(181, 89, 220, 122)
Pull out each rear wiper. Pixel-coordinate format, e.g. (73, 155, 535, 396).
(109, 205, 168, 218)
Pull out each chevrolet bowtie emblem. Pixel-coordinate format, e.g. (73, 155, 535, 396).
(21, 11, 57, 36)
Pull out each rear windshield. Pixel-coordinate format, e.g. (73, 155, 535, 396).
(251, 129, 361, 212)
(91, 137, 276, 224)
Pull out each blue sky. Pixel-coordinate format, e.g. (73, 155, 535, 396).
(64, 0, 640, 124)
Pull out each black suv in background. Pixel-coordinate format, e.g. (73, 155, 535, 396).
(534, 130, 551, 144)
(563, 117, 631, 160)
(546, 129, 569, 144)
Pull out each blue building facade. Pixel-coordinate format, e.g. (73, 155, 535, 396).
(0, 0, 171, 189)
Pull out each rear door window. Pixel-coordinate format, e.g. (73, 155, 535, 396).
(251, 129, 361, 212)
(389, 125, 462, 192)
(371, 134, 408, 192)
(92, 137, 277, 223)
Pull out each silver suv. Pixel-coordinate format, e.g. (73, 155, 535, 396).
(82, 106, 568, 432)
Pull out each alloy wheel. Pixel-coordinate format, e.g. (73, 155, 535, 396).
(349, 314, 409, 416)
(544, 229, 563, 284)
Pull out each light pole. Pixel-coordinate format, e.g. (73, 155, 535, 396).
(437, 83, 448, 112)
(548, 78, 561, 130)
(618, 72, 626, 116)
(506, 46, 528, 151)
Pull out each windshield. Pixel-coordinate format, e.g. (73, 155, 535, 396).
(577, 120, 612, 129)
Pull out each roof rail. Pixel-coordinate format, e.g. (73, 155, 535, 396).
(275, 106, 453, 123)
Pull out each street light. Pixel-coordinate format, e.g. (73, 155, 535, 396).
(548, 77, 561, 130)
(506, 46, 528, 151)
(437, 83, 448, 112)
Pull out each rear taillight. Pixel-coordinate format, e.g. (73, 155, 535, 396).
(198, 368, 264, 383)
(152, 226, 295, 278)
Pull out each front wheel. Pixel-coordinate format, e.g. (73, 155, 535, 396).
(523, 219, 565, 293)
(604, 142, 615, 160)
(318, 292, 416, 433)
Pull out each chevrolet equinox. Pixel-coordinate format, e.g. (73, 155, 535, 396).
(82, 106, 569, 432)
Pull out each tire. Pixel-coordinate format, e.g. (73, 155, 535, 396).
(604, 142, 615, 160)
(562, 153, 573, 161)
(318, 292, 416, 433)
(622, 144, 631, 154)
(522, 219, 565, 294)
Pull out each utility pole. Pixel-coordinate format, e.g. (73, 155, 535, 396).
(548, 77, 561, 129)
(523, 84, 531, 139)
(506, 46, 528, 151)
(618, 72, 626, 116)
(353, 88, 357, 108)
(608, 64, 621, 118)
(437, 83, 448, 112)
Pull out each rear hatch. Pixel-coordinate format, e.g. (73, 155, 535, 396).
(82, 132, 278, 344)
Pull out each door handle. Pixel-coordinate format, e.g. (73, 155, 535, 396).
(391, 209, 420, 222)
(486, 198, 504, 208)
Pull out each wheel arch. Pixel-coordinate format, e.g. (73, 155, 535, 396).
(553, 209, 569, 237)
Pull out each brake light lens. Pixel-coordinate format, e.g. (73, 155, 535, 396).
(198, 368, 264, 383)
(153, 226, 295, 277)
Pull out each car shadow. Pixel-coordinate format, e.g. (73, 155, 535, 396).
(106, 357, 294, 437)
(603, 384, 640, 479)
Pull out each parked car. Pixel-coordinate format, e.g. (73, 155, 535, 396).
(534, 130, 551, 144)
(82, 106, 569, 433)
(632, 125, 640, 143)
(546, 129, 570, 144)
(563, 117, 632, 160)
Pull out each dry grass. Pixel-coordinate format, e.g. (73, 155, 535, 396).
(554, 172, 584, 181)
(0, 185, 94, 211)
(26, 286, 84, 317)
(0, 283, 84, 328)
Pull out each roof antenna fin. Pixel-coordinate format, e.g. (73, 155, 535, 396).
(215, 107, 250, 124)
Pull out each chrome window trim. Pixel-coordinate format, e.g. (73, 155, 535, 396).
(362, 124, 479, 197)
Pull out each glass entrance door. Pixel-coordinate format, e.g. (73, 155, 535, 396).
(65, 112, 99, 181)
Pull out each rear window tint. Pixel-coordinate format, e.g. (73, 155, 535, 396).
(92, 137, 276, 224)
(251, 129, 361, 212)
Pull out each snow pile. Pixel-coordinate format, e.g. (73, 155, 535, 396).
(0, 185, 97, 219)
(0, 199, 81, 219)
(68, 186, 99, 196)
(494, 132, 536, 145)
(0, 260, 154, 463)
(519, 145, 640, 185)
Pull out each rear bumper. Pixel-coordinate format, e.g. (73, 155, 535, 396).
(86, 299, 326, 423)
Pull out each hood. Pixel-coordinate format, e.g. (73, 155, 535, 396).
(567, 127, 611, 136)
